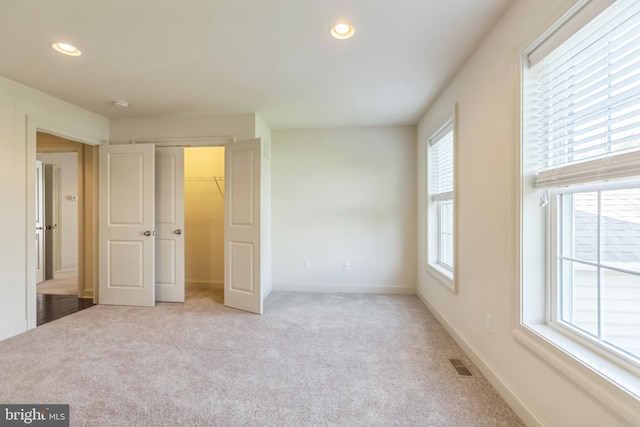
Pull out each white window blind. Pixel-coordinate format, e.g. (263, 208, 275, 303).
(429, 122, 454, 201)
(532, 0, 640, 188)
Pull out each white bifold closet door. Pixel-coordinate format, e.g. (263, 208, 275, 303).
(224, 138, 264, 314)
(98, 144, 156, 307)
(155, 147, 185, 303)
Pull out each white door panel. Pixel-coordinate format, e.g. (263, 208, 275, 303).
(229, 242, 255, 293)
(99, 144, 155, 306)
(155, 147, 185, 302)
(224, 138, 262, 314)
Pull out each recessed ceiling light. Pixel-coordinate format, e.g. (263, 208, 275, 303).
(113, 100, 129, 108)
(51, 42, 81, 56)
(331, 23, 355, 39)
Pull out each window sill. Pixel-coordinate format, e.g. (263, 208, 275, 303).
(513, 323, 640, 425)
(426, 263, 455, 293)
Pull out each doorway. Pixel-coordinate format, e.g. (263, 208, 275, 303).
(154, 145, 225, 303)
(36, 153, 78, 294)
(35, 132, 97, 325)
(184, 147, 225, 295)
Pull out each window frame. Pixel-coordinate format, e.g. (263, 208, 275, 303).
(548, 179, 640, 374)
(437, 199, 454, 271)
(426, 107, 457, 292)
(515, 0, 640, 423)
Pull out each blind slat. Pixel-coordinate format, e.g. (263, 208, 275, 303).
(539, 45, 640, 116)
(538, 89, 640, 157)
(538, 85, 640, 140)
(540, 102, 640, 154)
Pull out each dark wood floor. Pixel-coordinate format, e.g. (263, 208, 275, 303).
(37, 294, 95, 326)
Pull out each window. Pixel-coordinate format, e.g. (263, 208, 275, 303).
(521, 0, 640, 401)
(428, 116, 456, 288)
(552, 184, 640, 364)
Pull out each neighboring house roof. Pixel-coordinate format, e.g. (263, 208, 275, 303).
(574, 191, 640, 265)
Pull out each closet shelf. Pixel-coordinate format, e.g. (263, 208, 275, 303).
(185, 176, 224, 199)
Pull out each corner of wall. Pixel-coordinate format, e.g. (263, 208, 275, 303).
(254, 114, 272, 143)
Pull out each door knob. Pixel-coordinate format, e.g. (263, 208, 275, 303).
(143, 230, 155, 236)
(175, 229, 182, 235)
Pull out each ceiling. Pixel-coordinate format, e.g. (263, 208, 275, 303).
(0, 0, 513, 129)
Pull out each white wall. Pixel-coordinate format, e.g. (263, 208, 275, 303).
(0, 75, 108, 341)
(272, 126, 417, 293)
(109, 113, 258, 144)
(36, 152, 78, 271)
(417, 0, 635, 426)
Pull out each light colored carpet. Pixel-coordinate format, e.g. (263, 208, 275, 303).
(37, 270, 78, 295)
(0, 288, 524, 426)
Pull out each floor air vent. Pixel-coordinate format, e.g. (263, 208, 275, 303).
(449, 359, 473, 376)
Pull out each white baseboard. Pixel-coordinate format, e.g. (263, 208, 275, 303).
(272, 284, 416, 294)
(0, 319, 27, 342)
(59, 263, 78, 272)
(416, 290, 544, 427)
(186, 280, 223, 290)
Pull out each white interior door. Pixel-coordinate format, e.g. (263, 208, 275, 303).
(99, 144, 156, 307)
(155, 147, 185, 302)
(43, 164, 56, 281)
(35, 160, 44, 284)
(224, 138, 263, 314)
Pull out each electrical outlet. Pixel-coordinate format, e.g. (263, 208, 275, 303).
(343, 261, 351, 271)
(485, 314, 493, 335)
(304, 260, 311, 270)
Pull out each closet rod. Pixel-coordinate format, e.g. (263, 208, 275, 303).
(184, 176, 224, 181)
